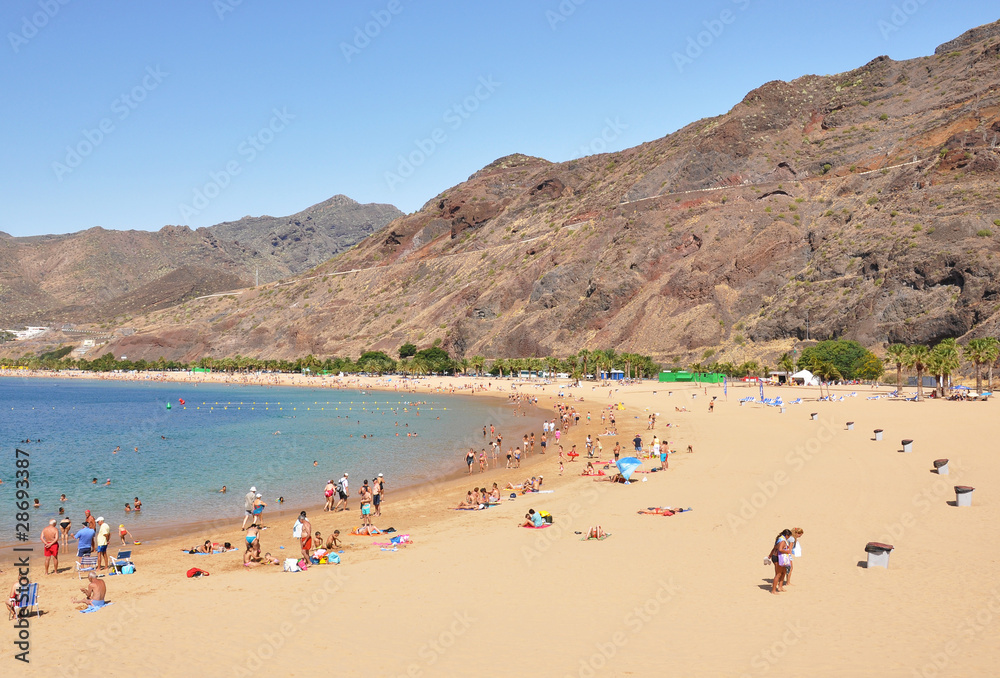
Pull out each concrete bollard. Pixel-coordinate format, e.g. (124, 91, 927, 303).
(933, 459, 949, 475)
(865, 542, 894, 569)
(846, 421, 855, 430)
(874, 429, 883, 441)
(955, 486, 975, 507)
(902, 439, 913, 453)
(810, 412, 818, 420)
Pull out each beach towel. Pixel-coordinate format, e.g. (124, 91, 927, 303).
(80, 602, 113, 613)
(521, 523, 551, 529)
(580, 534, 611, 541)
(185, 568, 210, 578)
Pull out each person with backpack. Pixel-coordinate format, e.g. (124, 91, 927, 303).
(334, 473, 350, 512)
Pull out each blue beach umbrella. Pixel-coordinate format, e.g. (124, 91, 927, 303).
(616, 457, 642, 482)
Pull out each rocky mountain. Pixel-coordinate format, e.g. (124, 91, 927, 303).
(0, 196, 402, 327)
(7, 21, 1000, 367)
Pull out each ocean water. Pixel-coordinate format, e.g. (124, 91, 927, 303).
(0, 377, 527, 544)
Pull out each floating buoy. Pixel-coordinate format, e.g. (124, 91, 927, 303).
(166, 403, 171, 410)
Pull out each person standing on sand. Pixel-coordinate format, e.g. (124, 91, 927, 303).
(324, 480, 336, 512)
(242, 486, 257, 530)
(298, 511, 312, 561)
(335, 473, 349, 512)
(95, 517, 111, 571)
(466, 449, 475, 475)
(74, 521, 95, 558)
(786, 528, 804, 585)
(768, 529, 793, 594)
(373, 473, 384, 517)
(41, 519, 59, 575)
(59, 514, 72, 548)
(83, 510, 96, 530)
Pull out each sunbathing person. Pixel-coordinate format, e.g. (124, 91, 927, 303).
(455, 491, 478, 509)
(638, 507, 676, 516)
(585, 525, 608, 540)
(593, 473, 626, 483)
(520, 511, 545, 528)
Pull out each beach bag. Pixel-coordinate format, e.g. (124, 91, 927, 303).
(778, 553, 791, 568)
(792, 541, 802, 558)
(122, 564, 135, 575)
(283, 558, 301, 572)
(327, 552, 341, 564)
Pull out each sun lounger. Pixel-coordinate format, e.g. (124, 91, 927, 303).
(76, 556, 99, 579)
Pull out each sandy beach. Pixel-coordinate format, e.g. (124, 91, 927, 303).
(4, 373, 1000, 677)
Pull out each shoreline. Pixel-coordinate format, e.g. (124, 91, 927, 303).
(0, 371, 558, 565)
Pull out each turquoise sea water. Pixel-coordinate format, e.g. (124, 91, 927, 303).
(0, 377, 527, 545)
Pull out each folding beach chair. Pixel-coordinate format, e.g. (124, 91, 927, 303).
(76, 555, 99, 579)
(109, 550, 133, 574)
(13, 583, 39, 619)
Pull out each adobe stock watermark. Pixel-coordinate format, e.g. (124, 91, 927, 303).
(566, 579, 681, 678)
(546, 0, 586, 31)
(571, 118, 628, 159)
(8, 0, 71, 53)
(392, 611, 475, 677)
(234, 567, 349, 676)
(178, 107, 294, 222)
(213, 0, 246, 21)
(672, 0, 751, 73)
(51, 66, 169, 181)
(739, 621, 807, 677)
(877, 0, 931, 40)
(725, 415, 837, 533)
(877, 459, 966, 545)
(911, 589, 1000, 678)
(341, 0, 404, 63)
(384, 76, 500, 191)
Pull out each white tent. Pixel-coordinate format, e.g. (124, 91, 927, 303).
(790, 369, 820, 386)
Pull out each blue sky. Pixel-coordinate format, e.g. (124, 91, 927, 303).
(1, 0, 996, 237)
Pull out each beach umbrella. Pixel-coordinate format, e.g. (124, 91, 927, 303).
(952, 385, 970, 390)
(616, 457, 642, 481)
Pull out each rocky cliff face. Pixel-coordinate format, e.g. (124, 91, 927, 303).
(0, 196, 402, 327)
(11, 22, 1000, 366)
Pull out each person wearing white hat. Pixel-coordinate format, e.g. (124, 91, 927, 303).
(242, 486, 257, 530)
(95, 516, 111, 571)
(334, 473, 349, 512)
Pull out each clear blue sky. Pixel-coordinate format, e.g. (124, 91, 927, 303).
(1, 0, 995, 237)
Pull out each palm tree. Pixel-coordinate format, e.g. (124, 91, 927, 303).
(964, 338, 999, 394)
(812, 360, 842, 398)
(469, 355, 486, 376)
(458, 358, 470, 376)
(931, 339, 960, 397)
(491, 358, 508, 378)
(886, 344, 907, 390)
(904, 344, 930, 401)
(577, 349, 591, 380)
(545, 356, 560, 378)
(779, 352, 795, 385)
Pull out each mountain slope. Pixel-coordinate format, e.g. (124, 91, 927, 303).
(11, 21, 1000, 366)
(0, 196, 402, 327)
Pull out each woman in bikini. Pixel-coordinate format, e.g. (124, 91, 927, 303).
(769, 529, 793, 594)
(59, 514, 72, 548)
(323, 480, 336, 512)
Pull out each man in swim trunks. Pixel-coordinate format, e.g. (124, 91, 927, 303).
(298, 511, 312, 560)
(41, 519, 59, 575)
(73, 572, 108, 611)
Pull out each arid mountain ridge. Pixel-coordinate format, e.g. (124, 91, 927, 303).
(0, 195, 402, 327)
(8, 21, 1000, 367)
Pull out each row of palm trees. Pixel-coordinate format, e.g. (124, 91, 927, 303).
(885, 337, 1000, 401)
(462, 349, 661, 380)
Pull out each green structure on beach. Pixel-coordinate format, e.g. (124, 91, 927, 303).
(658, 371, 725, 383)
